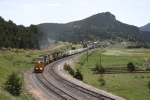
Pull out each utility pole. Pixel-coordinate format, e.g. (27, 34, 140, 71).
(87, 48, 88, 62)
(100, 53, 102, 67)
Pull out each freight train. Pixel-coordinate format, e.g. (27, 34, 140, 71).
(34, 48, 88, 73)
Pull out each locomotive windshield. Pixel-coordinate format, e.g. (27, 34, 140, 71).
(35, 57, 44, 62)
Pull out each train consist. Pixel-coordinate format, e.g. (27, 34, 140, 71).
(34, 48, 88, 73)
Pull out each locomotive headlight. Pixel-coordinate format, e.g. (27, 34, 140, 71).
(36, 68, 38, 70)
(40, 67, 43, 70)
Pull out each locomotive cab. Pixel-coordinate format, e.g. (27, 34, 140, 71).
(34, 57, 45, 73)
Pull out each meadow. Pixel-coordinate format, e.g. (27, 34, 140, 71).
(1, 43, 150, 100)
(0, 49, 36, 100)
(75, 45, 150, 100)
(0, 42, 68, 100)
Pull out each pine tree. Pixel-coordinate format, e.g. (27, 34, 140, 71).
(3, 72, 22, 96)
(74, 69, 83, 81)
(127, 62, 135, 72)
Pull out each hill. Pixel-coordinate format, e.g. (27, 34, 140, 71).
(140, 23, 150, 31)
(0, 16, 48, 49)
(38, 12, 150, 44)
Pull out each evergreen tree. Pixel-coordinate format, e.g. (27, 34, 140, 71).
(74, 69, 83, 81)
(63, 63, 74, 76)
(3, 72, 22, 96)
(0, 16, 47, 49)
(127, 62, 135, 72)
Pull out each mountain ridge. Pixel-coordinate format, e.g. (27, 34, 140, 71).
(38, 12, 150, 44)
(140, 23, 150, 31)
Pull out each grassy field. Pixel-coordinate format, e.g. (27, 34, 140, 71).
(0, 44, 68, 100)
(0, 50, 36, 100)
(0, 42, 83, 100)
(1, 44, 150, 100)
(75, 45, 150, 100)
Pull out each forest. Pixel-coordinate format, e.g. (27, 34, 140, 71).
(1, 12, 150, 50)
(0, 16, 48, 49)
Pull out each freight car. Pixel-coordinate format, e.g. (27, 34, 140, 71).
(58, 51, 63, 59)
(52, 52, 58, 61)
(47, 53, 53, 63)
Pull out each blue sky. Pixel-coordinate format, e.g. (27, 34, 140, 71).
(0, 0, 149, 27)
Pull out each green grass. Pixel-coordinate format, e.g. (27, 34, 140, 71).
(82, 73, 150, 100)
(0, 52, 36, 100)
(1, 44, 150, 100)
(75, 45, 150, 100)
(110, 74, 149, 100)
(0, 45, 64, 100)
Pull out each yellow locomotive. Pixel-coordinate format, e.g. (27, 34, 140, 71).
(34, 56, 45, 72)
(58, 52, 63, 59)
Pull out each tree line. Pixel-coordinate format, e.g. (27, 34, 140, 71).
(0, 16, 47, 49)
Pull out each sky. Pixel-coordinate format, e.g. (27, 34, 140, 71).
(0, 0, 149, 27)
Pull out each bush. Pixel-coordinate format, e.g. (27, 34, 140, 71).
(64, 63, 74, 76)
(64, 63, 83, 80)
(99, 77, 105, 87)
(95, 63, 99, 71)
(146, 68, 150, 71)
(74, 69, 83, 81)
(2, 72, 22, 96)
(98, 65, 105, 74)
(26, 55, 31, 57)
(64, 63, 70, 71)
(127, 62, 135, 72)
(148, 81, 150, 90)
(1, 47, 6, 51)
(95, 63, 105, 74)
(69, 69, 75, 76)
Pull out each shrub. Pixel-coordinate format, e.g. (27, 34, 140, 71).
(1, 47, 6, 51)
(148, 81, 150, 90)
(127, 62, 135, 72)
(95, 63, 99, 71)
(2, 72, 22, 96)
(99, 77, 105, 87)
(146, 68, 150, 71)
(141, 76, 144, 78)
(95, 63, 105, 74)
(64, 63, 71, 71)
(64, 63, 74, 76)
(98, 65, 105, 74)
(74, 69, 83, 81)
(26, 55, 31, 57)
(69, 68, 75, 76)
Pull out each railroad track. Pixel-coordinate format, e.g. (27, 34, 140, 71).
(35, 52, 118, 100)
(36, 73, 77, 100)
(34, 49, 126, 100)
(53, 59, 115, 99)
